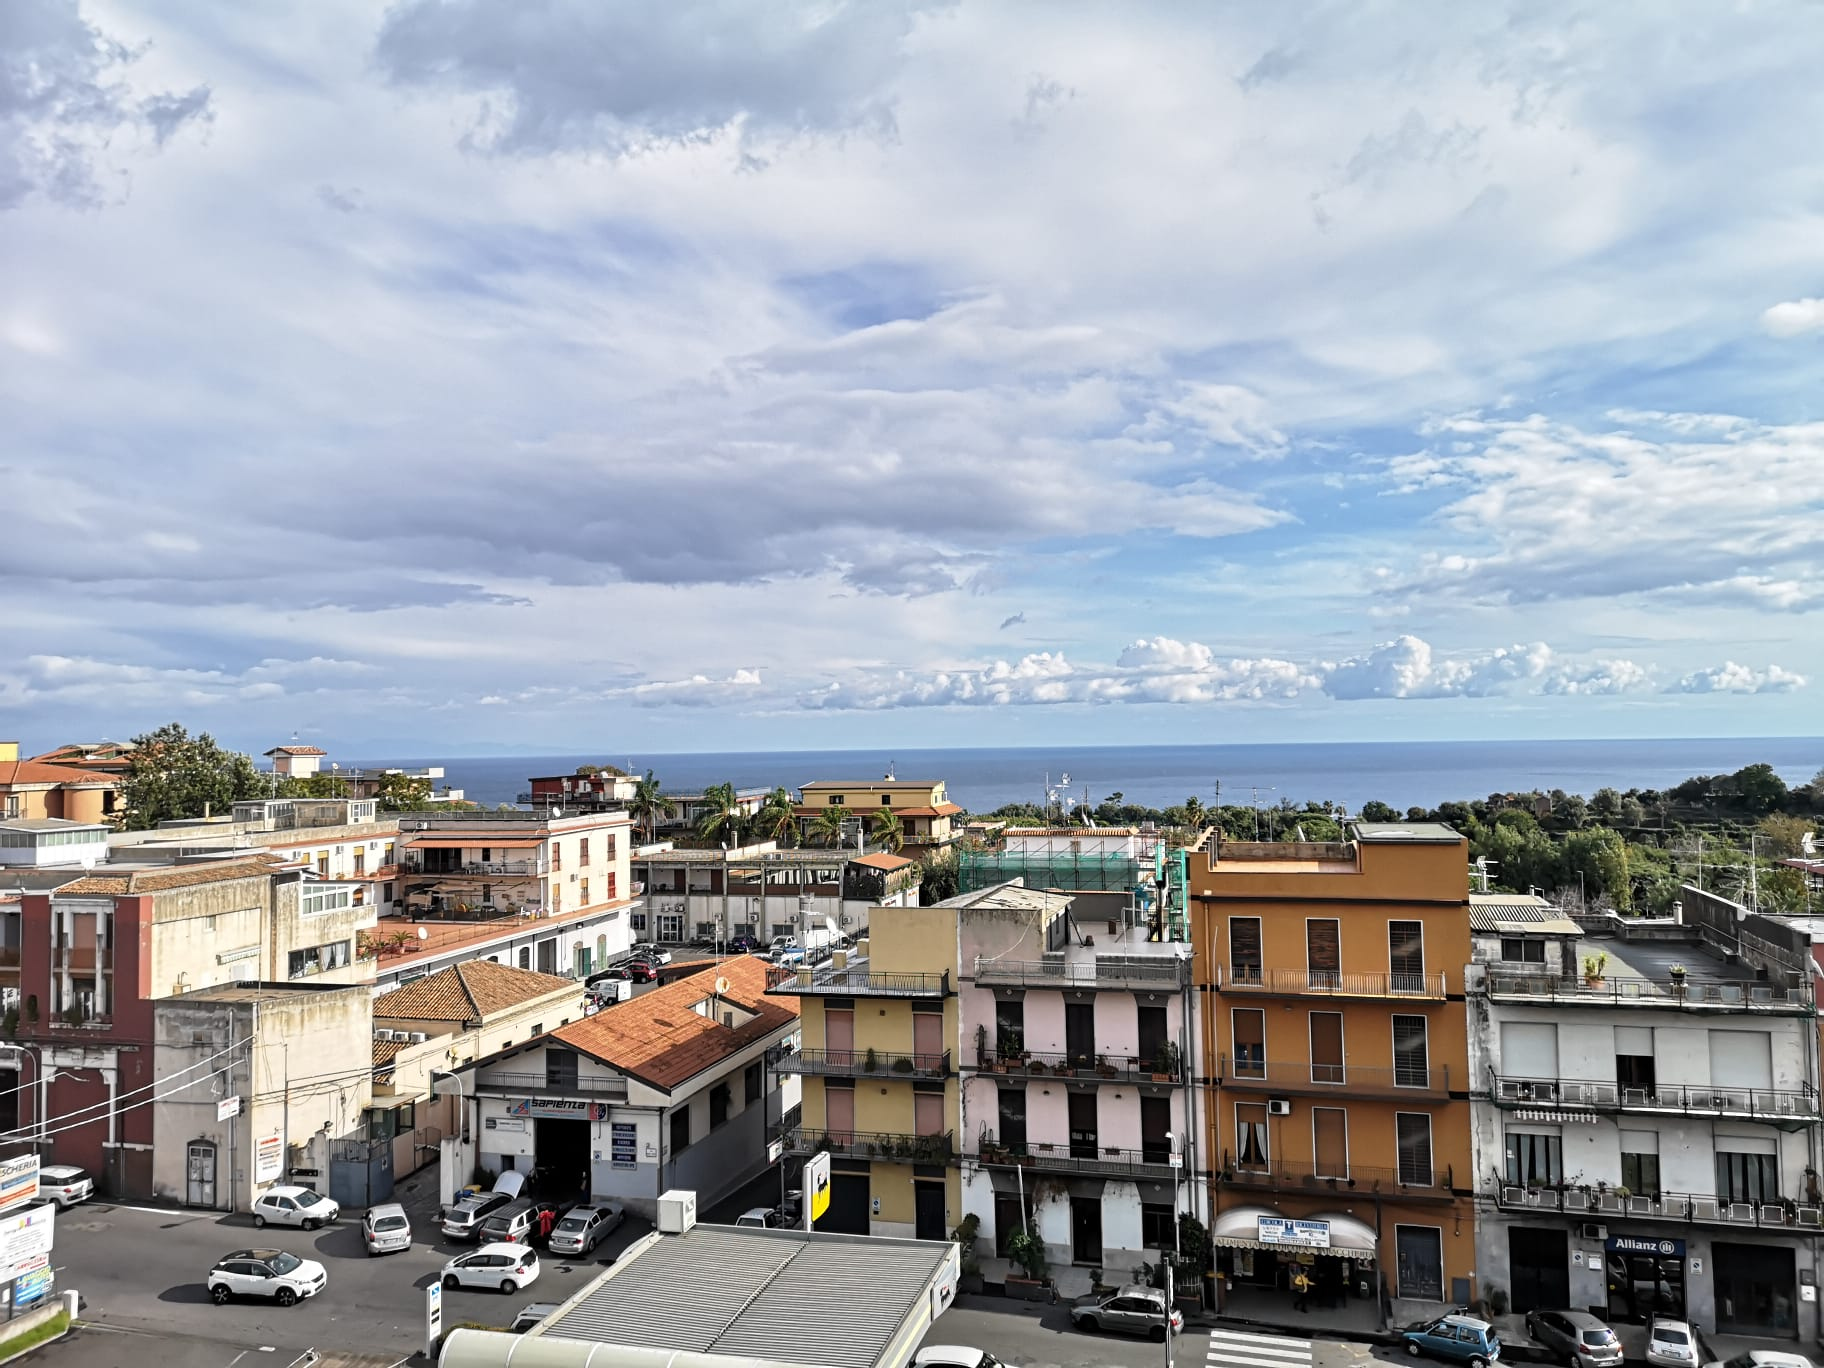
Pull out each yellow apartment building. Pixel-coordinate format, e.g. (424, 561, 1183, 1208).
(796, 778, 962, 850)
(1189, 822, 1475, 1324)
(768, 903, 961, 1241)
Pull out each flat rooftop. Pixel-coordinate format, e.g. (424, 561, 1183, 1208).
(530, 1223, 956, 1368)
(1352, 822, 1463, 844)
(375, 896, 640, 970)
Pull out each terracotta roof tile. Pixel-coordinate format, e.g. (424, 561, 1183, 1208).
(0, 760, 120, 789)
(552, 957, 798, 1093)
(53, 858, 281, 897)
(265, 745, 328, 756)
(373, 1038, 407, 1068)
(374, 959, 577, 1023)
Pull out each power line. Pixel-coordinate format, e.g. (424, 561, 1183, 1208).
(1, 1036, 246, 1140)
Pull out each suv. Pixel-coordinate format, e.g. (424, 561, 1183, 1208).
(1070, 1286, 1183, 1343)
(1403, 1314, 1502, 1366)
(363, 1202, 412, 1256)
(208, 1248, 328, 1306)
(480, 1198, 565, 1247)
(728, 935, 762, 954)
(1527, 1310, 1621, 1368)
(549, 1202, 624, 1256)
(251, 1185, 340, 1230)
(442, 1189, 515, 1241)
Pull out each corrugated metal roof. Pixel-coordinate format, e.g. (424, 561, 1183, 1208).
(543, 1226, 950, 1368)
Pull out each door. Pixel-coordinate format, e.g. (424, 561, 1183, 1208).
(826, 1008, 855, 1059)
(913, 1010, 943, 1065)
(914, 1182, 946, 1242)
(1071, 1195, 1103, 1264)
(1068, 1091, 1098, 1160)
(1066, 1002, 1096, 1068)
(1313, 1107, 1349, 1179)
(1712, 1242, 1787, 1335)
(1507, 1227, 1569, 1312)
(825, 1084, 855, 1144)
(914, 1092, 944, 1137)
(1309, 1012, 1345, 1084)
(1140, 1095, 1171, 1163)
(186, 1141, 216, 1207)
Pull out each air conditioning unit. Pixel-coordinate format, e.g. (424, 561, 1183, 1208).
(1267, 1099, 1293, 1116)
(658, 1189, 698, 1234)
(408, 1032, 429, 1043)
(1581, 1223, 1608, 1241)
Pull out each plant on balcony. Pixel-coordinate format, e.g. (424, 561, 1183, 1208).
(1582, 952, 1607, 986)
(1153, 1040, 1182, 1079)
(23, 996, 37, 1026)
(1612, 1185, 1631, 1200)
(0, 1008, 15, 1041)
(974, 1023, 989, 1068)
(864, 1047, 879, 1073)
(1096, 1052, 1116, 1078)
(892, 1056, 915, 1074)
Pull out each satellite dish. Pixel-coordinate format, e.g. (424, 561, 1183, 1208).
(714, 976, 731, 996)
(417, 926, 429, 941)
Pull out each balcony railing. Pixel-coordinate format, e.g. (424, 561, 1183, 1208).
(779, 1127, 955, 1165)
(1220, 968, 1448, 1000)
(975, 1141, 1179, 1181)
(1491, 1181, 1824, 1229)
(1219, 1158, 1456, 1202)
(767, 969, 952, 998)
(1219, 1055, 1451, 1098)
(1489, 1074, 1820, 1122)
(1483, 973, 1813, 1013)
(406, 860, 547, 878)
(475, 1071, 629, 1099)
(972, 957, 1189, 990)
(967, 1049, 1184, 1085)
(773, 1049, 952, 1080)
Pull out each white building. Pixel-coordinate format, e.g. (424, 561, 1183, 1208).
(0, 819, 110, 869)
(634, 843, 920, 947)
(1468, 888, 1822, 1339)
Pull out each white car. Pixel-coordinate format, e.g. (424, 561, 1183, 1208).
(549, 1202, 624, 1257)
(443, 1242, 540, 1293)
(1648, 1318, 1699, 1368)
(38, 1166, 94, 1208)
(914, 1349, 1005, 1368)
(632, 943, 673, 965)
(208, 1248, 328, 1306)
(252, 1185, 340, 1230)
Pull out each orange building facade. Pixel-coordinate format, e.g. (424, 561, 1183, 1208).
(1189, 823, 1475, 1321)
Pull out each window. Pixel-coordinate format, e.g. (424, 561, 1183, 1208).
(606, 871, 617, 899)
(1235, 1102, 1269, 1171)
(552, 843, 561, 870)
(995, 1000, 1025, 1058)
(580, 879, 590, 906)
(518, 947, 531, 970)
(1717, 1149, 1779, 1203)
(1306, 919, 1340, 988)
(546, 1049, 577, 1091)
(669, 1107, 691, 1155)
(880, 796, 891, 806)
(1504, 1128, 1562, 1186)
(1396, 1113, 1433, 1185)
(997, 1087, 1027, 1150)
(580, 838, 590, 866)
(828, 795, 845, 806)
(1395, 1226, 1444, 1301)
(1499, 937, 1546, 963)
(744, 1061, 762, 1105)
(1309, 1012, 1344, 1084)
(1313, 1107, 1349, 1178)
(709, 1083, 731, 1129)
(604, 834, 616, 860)
(1141, 1202, 1176, 1250)
(1621, 1130, 1661, 1196)
(1231, 1009, 1266, 1079)
(1393, 1015, 1431, 1087)
(1229, 917, 1262, 985)
(1389, 921, 1425, 991)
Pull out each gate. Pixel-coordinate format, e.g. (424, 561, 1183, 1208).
(186, 1140, 217, 1208)
(328, 1136, 395, 1208)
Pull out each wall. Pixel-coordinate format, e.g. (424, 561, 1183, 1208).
(373, 904, 636, 989)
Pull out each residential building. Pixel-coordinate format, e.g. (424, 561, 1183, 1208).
(960, 825, 1190, 942)
(521, 768, 641, 813)
(1190, 823, 1476, 1323)
(263, 744, 328, 779)
(0, 742, 121, 825)
(954, 881, 1196, 1282)
(0, 819, 110, 870)
(150, 981, 376, 1210)
(398, 809, 631, 924)
(999, 827, 1169, 860)
(1469, 886, 1822, 1337)
(797, 778, 962, 851)
(769, 906, 961, 1241)
(634, 842, 920, 946)
(447, 957, 799, 1217)
(650, 787, 771, 838)
(262, 745, 465, 803)
(28, 741, 135, 781)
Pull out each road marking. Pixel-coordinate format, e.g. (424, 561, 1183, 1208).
(1209, 1327, 1314, 1366)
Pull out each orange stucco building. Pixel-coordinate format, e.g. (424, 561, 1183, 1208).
(0, 742, 121, 824)
(1189, 822, 1475, 1321)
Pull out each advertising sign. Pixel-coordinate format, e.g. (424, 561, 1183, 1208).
(217, 1095, 242, 1121)
(1607, 1235, 1684, 1257)
(610, 1122, 638, 1170)
(0, 1155, 38, 1217)
(13, 1265, 52, 1308)
(255, 1133, 283, 1184)
(509, 1098, 609, 1122)
(1258, 1216, 1331, 1249)
(804, 1150, 832, 1229)
(0, 1204, 53, 1281)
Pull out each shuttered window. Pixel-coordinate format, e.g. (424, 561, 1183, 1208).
(1229, 918, 1262, 985)
(1309, 1012, 1344, 1084)
(1231, 1009, 1266, 1079)
(1396, 1113, 1433, 1185)
(1313, 1107, 1348, 1178)
(1389, 921, 1424, 991)
(1306, 919, 1340, 988)
(1393, 1016, 1430, 1088)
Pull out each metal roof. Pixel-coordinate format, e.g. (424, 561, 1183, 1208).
(540, 1224, 954, 1368)
(1469, 893, 1583, 934)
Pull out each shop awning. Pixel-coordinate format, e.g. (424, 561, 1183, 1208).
(1211, 1205, 1377, 1261)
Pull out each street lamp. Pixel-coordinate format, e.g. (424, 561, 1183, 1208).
(430, 1069, 469, 1142)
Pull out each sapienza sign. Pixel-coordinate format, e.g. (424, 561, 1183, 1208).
(1258, 1216, 1331, 1249)
(509, 1098, 609, 1122)
(1607, 1235, 1685, 1257)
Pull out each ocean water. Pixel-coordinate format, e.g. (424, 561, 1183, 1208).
(348, 737, 1823, 816)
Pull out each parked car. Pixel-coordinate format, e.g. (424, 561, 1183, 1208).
(1527, 1310, 1621, 1368)
(1705, 1355, 1817, 1368)
(363, 1202, 412, 1256)
(251, 1185, 340, 1230)
(442, 1242, 540, 1293)
(1069, 1286, 1182, 1343)
(1647, 1317, 1700, 1368)
(736, 1207, 785, 1228)
(632, 943, 673, 965)
(1402, 1314, 1502, 1366)
(442, 1172, 527, 1240)
(913, 1350, 1005, 1368)
(38, 1165, 93, 1208)
(549, 1202, 625, 1256)
(587, 979, 632, 1008)
(727, 935, 762, 954)
(480, 1198, 567, 1247)
(208, 1248, 328, 1306)
(512, 1302, 562, 1333)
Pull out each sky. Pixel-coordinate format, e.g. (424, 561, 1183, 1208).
(4, 0, 1824, 756)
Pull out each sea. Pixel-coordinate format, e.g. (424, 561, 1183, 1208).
(346, 737, 1824, 816)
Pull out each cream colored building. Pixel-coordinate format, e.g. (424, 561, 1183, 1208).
(796, 779, 962, 850)
(398, 810, 632, 926)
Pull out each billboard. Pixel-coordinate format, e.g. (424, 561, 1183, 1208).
(1258, 1216, 1331, 1249)
(255, 1133, 284, 1183)
(804, 1150, 831, 1228)
(0, 1204, 54, 1282)
(0, 1155, 38, 1217)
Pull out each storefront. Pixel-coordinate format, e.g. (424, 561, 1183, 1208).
(1604, 1234, 1686, 1325)
(1212, 1206, 1379, 1310)
(1713, 1241, 1798, 1337)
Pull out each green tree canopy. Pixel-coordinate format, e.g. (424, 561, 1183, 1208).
(695, 782, 744, 846)
(870, 808, 905, 853)
(373, 771, 433, 810)
(122, 723, 268, 829)
(276, 772, 350, 799)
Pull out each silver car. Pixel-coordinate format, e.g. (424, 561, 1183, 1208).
(1647, 1318, 1699, 1368)
(549, 1201, 624, 1257)
(1070, 1285, 1184, 1343)
(363, 1202, 412, 1255)
(1526, 1311, 1621, 1368)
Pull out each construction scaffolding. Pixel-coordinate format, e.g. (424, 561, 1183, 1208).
(958, 846, 1190, 942)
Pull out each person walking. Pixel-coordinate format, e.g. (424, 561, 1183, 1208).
(1292, 1264, 1312, 1313)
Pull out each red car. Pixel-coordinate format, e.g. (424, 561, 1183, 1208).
(627, 960, 658, 982)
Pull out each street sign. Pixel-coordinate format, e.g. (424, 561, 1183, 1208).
(217, 1096, 242, 1121)
(425, 1280, 443, 1356)
(804, 1150, 831, 1230)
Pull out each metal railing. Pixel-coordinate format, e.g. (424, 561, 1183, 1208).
(475, 1071, 629, 1099)
(773, 1049, 952, 1079)
(1491, 1181, 1824, 1229)
(1219, 1055, 1450, 1097)
(1489, 1074, 1820, 1121)
(975, 1141, 1179, 1180)
(770, 969, 952, 997)
(972, 957, 1189, 990)
(1483, 974, 1812, 1012)
(1220, 967, 1448, 999)
(968, 1049, 1184, 1084)
(779, 1127, 955, 1165)
(406, 860, 547, 877)
(1219, 1158, 1455, 1201)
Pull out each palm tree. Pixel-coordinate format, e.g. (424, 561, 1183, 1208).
(808, 804, 851, 849)
(870, 808, 905, 854)
(753, 787, 799, 847)
(1184, 795, 1205, 828)
(628, 770, 674, 844)
(695, 782, 744, 847)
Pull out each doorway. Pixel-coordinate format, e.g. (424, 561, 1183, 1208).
(1604, 1248, 1686, 1325)
(823, 1171, 870, 1235)
(913, 1007, 943, 1064)
(1140, 1095, 1171, 1164)
(915, 1182, 946, 1241)
(1068, 1091, 1098, 1159)
(1507, 1227, 1569, 1312)
(1713, 1241, 1793, 1336)
(1071, 1195, 1103, 1265)
(186, 1140, 216, 1207)
(1066, 1002, 1096, 1069)
(534, 1117, 592, 1203)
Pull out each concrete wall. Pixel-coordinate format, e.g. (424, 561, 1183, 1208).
(372, 904, 636, 989)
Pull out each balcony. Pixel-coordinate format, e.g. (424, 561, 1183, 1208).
(966, 1049, 1184, 1086)
(773, 1048, 952, 1080)
(1488, 1074, 1820, 1124)
(475, 1071, 629, 1101)
(1482, 972, 1812, 1014)
(1219, 1055, 1451, 1099)
(975, 1140, 1179, 1181)
(406, 860, 547, 878)
(766, 968, 952, 998)
(1220, 968, 1448, 1000)
(779, 1127, 956, 1166)
(972, 957, 1189, 992)
(1219, 1159, 1457, 1203)
(1491, 1182, 1824, 1230)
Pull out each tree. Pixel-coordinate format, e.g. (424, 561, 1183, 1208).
(1756, 813, 1815, 861)
(276, 772, 350, 799)
(752, 787, 800, 847)
(1731, 763, 1790, 816)
(1358, 800, 1398, 823)
(1183, 796, 1205, 828)
(808, 804, 850, 849)
(920, 854, 959, 905)
(695, 782, 744, 847)
(871, 808, 905, 854)
(1590, 787, 1623, 822)
(121, 723, 268, 830)
(628, 770, 675, 844)
(373, 771, 433, 810)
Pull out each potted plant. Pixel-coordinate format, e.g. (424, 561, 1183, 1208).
(1582, 952, 1608, 987)
(1096, 1052, 1117, 1078)
(951, 1214, 984, 1294)
(864, 1047, 879, 1073)
(891, 1055, 915, 1074)
(1669, 964, 1688, 994)
(1004, 1229, 1050, 1300)
(1153, 1040, 1182, 1081)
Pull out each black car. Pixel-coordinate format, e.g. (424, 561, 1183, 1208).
(728, 935, 762, 954)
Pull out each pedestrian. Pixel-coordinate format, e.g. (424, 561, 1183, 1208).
(1292, 1265, 1311, 1313)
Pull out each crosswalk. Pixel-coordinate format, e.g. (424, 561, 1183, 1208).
(1206, 1325, 1316, 1368)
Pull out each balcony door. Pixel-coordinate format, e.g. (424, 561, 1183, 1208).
(1313, 1107, 1348, 1179)
(1231, 1008, 1266, 1080)
(1066, 1002, 1096, 1069)
(1234, 1102, 1269, 1172)
(912, 1008, 943, 1065)
(1389, 921, 1425, 993)
(826, 1008, 855, 1057)
(826, 1083, 855, 1144)
(1068, 1091, 1098, 1160)
(1309, 1012, 1344, 1084)
(1140, 1095, 1171, 1164)
(1306, 919, 1340, 989)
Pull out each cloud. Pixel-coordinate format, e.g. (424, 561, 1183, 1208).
(1762, 298, 1824, 339)
(1671, 662, 1806, 695)
(607, 668, 765, 708)
(998, 611, 1025, 630)
(1319, 636, 1554, 700)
